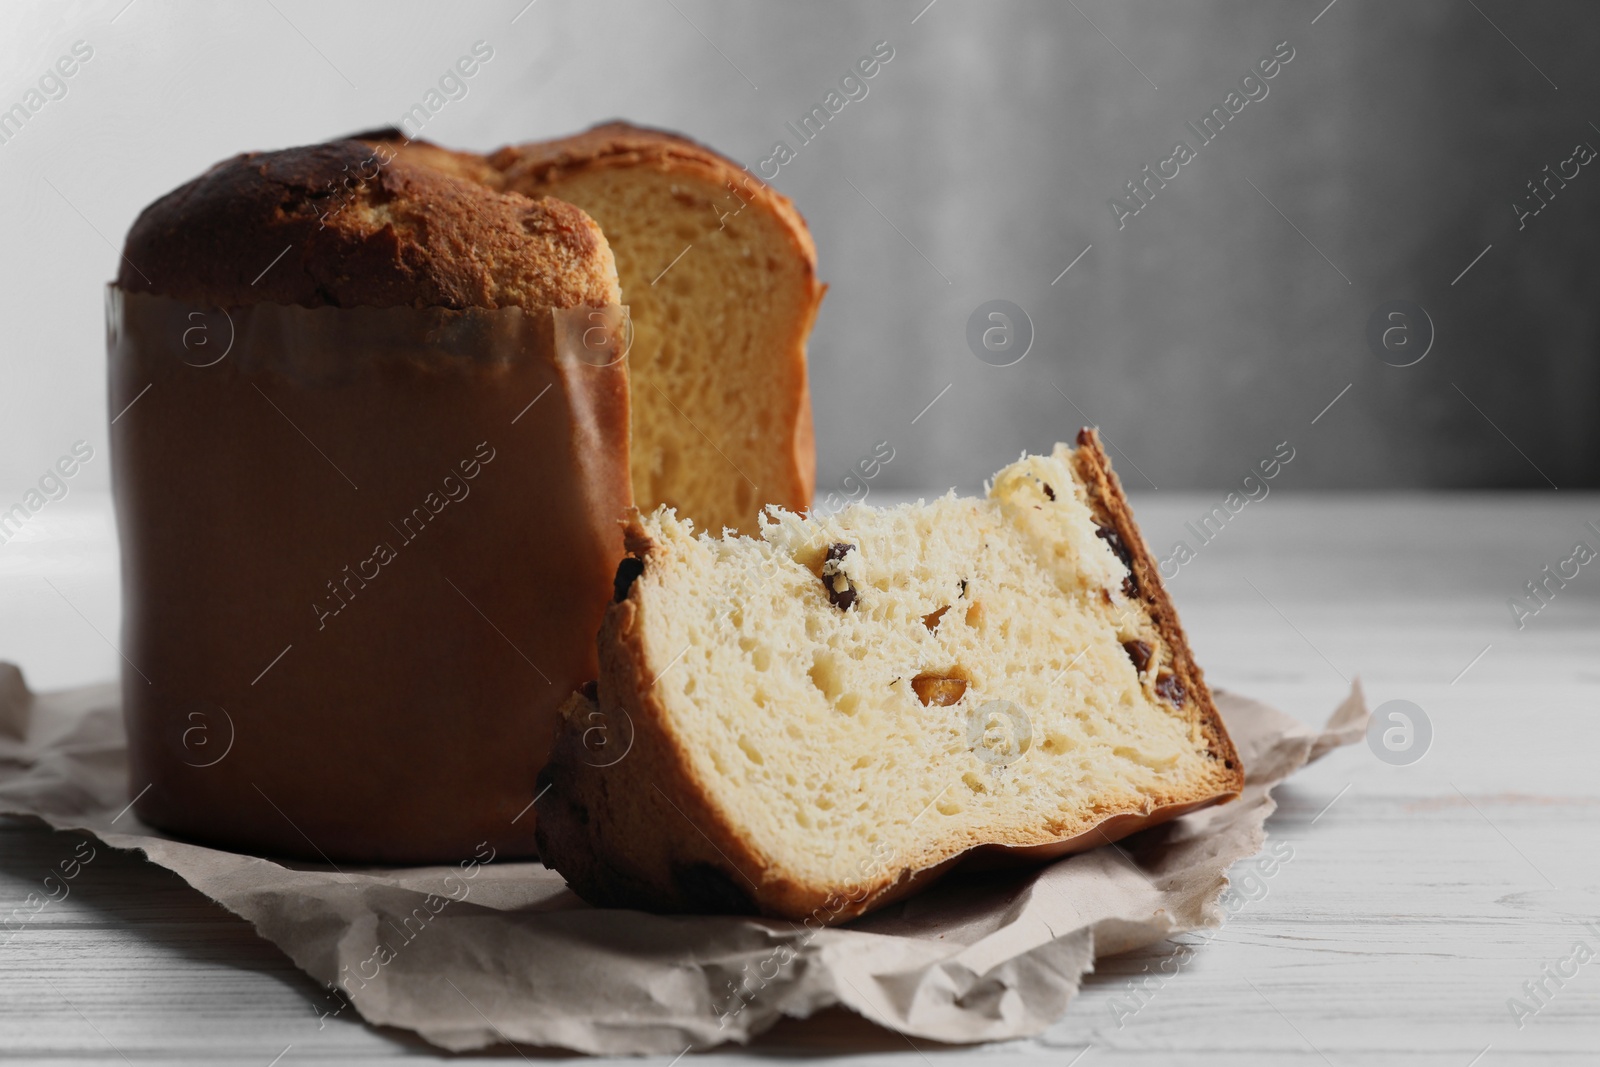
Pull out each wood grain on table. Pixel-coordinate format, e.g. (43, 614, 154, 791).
(2, 491, 1596, 1065)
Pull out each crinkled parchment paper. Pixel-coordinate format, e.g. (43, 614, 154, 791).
(0, 663, 1364, 1054)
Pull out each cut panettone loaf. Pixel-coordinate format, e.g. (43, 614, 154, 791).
(535, 429, 1243, 922)
(494, 123, 825, 535)
(113, 124, 821, 862)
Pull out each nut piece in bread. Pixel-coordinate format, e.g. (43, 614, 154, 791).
(535, 430, 1243, 922)
(495, 122, 825, 535)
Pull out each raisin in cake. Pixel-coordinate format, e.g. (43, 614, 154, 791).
(536, 429, 1243, 921)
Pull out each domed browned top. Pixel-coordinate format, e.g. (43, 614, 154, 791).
(117, 138, 619, 313)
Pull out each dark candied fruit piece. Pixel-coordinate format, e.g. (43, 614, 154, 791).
(1155, 672, 1186, 706)
(1122, 639, 1152, 673)
(613, 556, 644, 602)
(923, 606, 949, 631)
(821, 542, 858, 610)
(1094, 522, 1140, 598)
(1094, 522, 1132, 567)
(1043, 483, 1056, 501)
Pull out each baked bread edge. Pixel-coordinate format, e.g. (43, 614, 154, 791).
(1069, 426, 1244, 800)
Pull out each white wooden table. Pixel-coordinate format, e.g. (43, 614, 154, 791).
(3, 490, 1596, 1064)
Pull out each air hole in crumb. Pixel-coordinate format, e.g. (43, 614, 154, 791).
(1043, 483, 1056, 500)
(1045, 731, 1078, 753)
(658, 444, 681, 486)
(810, 650, 844, 701)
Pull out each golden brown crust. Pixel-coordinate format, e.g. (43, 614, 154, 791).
(536, 440, 1245, 923)
(349, 129, 505, 187)
(117, 138, 618, 313)
(1069, 428, 1244, 794)
(491, 121, 820, 269)
(535, 523, 770, 916)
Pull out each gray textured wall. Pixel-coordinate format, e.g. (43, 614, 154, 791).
(3, 0, 1596, 500)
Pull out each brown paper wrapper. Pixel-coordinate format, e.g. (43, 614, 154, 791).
(105, 289, 632, 863)
(0, 664, 1367, 1053)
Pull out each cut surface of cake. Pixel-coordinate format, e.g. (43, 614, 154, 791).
(536, 429, 1243, 922)
(362, 122, 824, 536)
(494, 123, 824, 535)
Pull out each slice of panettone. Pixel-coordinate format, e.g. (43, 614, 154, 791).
(535, 429, 1242, 922)
(495, 122, 825, 535)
